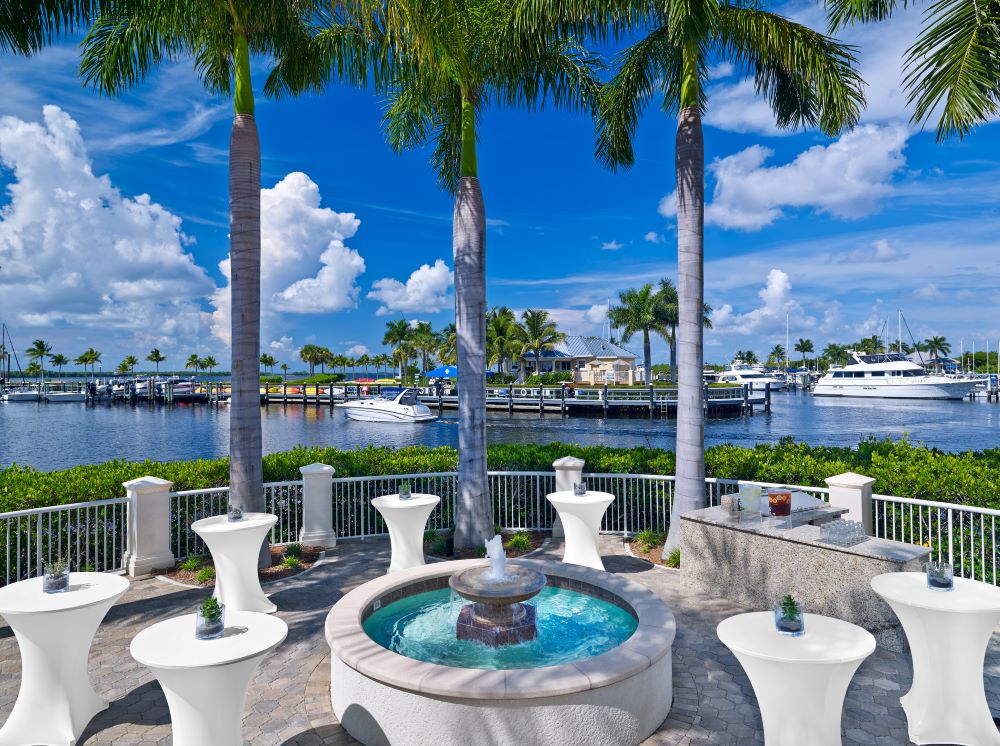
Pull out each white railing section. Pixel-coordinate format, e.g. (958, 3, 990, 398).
(1, 497, 129, 585)
(872, 493, 998, 585)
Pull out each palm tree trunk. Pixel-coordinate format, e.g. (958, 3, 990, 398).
(229, 111, 266, 566)
(669, 330, 678, 385)
(453, 96, 492, 551)
(643, 328, 651, 384)
(665, 104, 706, 553)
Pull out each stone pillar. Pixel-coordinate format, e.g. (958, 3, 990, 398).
(825, 471, 876, 534)
(551, 456, 586, 538)
(122, 476, 176, 577)
(299, 463, 338, 547)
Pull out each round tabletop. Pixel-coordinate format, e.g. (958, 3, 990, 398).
(871, 572, 1000, 613)
(546, 491, 615, 506)
(0, 572, 129, 615)
(717, 612, 876, 664)
(130, 611, 288, 669)
(191, 512, 277, 535)
(371, 493, 440, 510)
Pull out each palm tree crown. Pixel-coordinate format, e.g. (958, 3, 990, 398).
(514, 309, 566, 379)
(609, 285, 665, 385)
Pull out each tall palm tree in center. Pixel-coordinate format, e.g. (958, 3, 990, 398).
(26, 339, 52, 383)
(609, 285, 665, 385)
(566, 0, 866, 551)
(227, 0, 600, 549)
(146, 348, 166, 374)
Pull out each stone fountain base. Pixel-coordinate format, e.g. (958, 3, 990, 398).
(456, 601, 537, 647)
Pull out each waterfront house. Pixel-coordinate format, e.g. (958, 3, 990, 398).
(519, 335, 640, 385)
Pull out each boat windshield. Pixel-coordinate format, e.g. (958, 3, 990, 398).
(858, 353, 909, 364)
(398, 389, 418, 405)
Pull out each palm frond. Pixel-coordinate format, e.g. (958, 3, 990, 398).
(595, 25, 683, 171)
(903, 0, 1000, 139)
(1, 0, 99, 55)
(514, 0, 654, 42)
(429, 84, 467, 194)
(716, 6, 866, 136)
(826, 0, 906, 30)
(494, 37, 603, 114)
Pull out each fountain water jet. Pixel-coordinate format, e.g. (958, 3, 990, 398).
(448, 535, 546, 647)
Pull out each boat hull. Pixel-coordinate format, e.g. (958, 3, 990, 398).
(45, 393, 87, 402)
(2, 392, 40, 402)
(338, 403, 436, 423)
(812, 381, 978, 400)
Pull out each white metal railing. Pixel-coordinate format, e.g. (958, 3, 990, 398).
(873, 493, 998, 585)
(0, 497, 129, 585)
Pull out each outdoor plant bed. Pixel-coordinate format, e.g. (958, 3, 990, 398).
(627, 531, 679, 567)
(424, 530, 547, 560)
(156, 544, 324, 587)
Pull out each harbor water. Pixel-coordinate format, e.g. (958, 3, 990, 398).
(1, 391, 999, 472)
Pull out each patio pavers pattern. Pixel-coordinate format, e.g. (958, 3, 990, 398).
(0, 535, 997, 745)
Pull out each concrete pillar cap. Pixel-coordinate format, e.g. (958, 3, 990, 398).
(123, 476, 174, 492)
(300, 463, 336, 476)
(552, 456, 586, 470)
(824, 471, 876, 489)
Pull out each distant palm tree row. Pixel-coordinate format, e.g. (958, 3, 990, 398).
(737, 335, 954, 370)
(16, 341, 227, 378)
(294, 346, 390, 379)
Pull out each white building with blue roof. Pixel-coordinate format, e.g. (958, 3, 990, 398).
(519, 335, 640, 385)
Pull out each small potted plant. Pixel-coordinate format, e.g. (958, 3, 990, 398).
(227, 501, 244, 522)
(43, 557, 70, 593)
(774, 594, 805, 636)
(926, 560, 954, 591)
(573, 481, 588, 497)
(195, 597, 226, 640)
(399, 481, 412, 500)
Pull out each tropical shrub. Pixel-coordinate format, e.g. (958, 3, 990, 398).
(284, 543, 303, 558)
(281, 556, 302, 570)
(664, 548, 681, 568)
(524, 372, 573, 385)
(506, 532, 532, 552)
(195, 567, 215, 584)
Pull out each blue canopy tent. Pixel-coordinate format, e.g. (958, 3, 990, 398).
(425, 365, 458, 378)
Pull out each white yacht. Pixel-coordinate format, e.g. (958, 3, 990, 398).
(813, 351, 979, 400)
(336, 388, 437, 423)
(716, 362, 787, 391)
(1, 389, 40, 402)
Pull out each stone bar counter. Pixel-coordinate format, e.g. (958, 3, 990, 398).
(680, 506, 929, 651)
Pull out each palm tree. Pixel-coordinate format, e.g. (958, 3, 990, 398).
(49, 353, 69, 374)
(276, 1, 600, 549)
(185, 354, 202, 374)
(73, 352, 90, 376)
(357, 354, 371, 378)
(767, 345, 786, 367)
(26, 339, 52, 381)
(80, 2, 312, 558)
(437, 324, 458, 366)
(582, 0, 864, 552)
(486, 307, 519, 375)
(822, 343, 849, 367)
(116, 359, 131, 375)
(382, 319, 413, 380)
(412, 322, 438, 377)
(259, 353, 277, 374)
(123, 354, 139, 374)
(146, 348, 166, 374)
(656, 278, 712, 384)
(794, 338, 814, 369)
(514, 309, 567, 380)
(24, 362, 42, 378)
(924, 336, 951, 359)
(280, 362, 289, 381)
(609, 286, 664, 384)
(828, 0, 1000, 139)
(297, 344, 324, 376)
(201, 356, 218, 375)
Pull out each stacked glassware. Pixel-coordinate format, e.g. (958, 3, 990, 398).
(819, 519, 867, 546)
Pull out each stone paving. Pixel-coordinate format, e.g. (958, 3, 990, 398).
(0, 535, 998, 745)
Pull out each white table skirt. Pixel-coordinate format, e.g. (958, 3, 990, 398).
(718, 611, 875, 746)
(371, 494, 440, 573)
(0, 572, 129, 746)
(130, 611, 287, 746)
(546, 491, 615, 570)
(872, 572, 1000, 745)
(192, 513, 277, 613)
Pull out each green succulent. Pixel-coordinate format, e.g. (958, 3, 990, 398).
(199, 596, 223, 622)
(45, 557, 68, 575)
(780, 594, 801, 618)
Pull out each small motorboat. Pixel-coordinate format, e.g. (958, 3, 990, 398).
(336, 387, 437, 423)
(45, 391, 87, 402)
(1, 389, 39, 402)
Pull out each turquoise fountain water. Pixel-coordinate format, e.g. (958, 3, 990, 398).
(363, 585, 637, 670)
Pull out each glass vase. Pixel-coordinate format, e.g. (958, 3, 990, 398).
(926, 560, 954, 591)
(774, 604, 805, 636)
(573, 482, 588, 497)
(42, 565, 70, 594)
(195, 603, 226, 640)
(399, 484, 412, 500)
(227, 502, 244, 522)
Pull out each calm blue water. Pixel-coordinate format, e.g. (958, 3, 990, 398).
(363, 586, 637, 669)
(1, 391, 999, 471)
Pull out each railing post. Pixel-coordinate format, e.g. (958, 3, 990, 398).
(299, 463, 338, 548)
(824, 472, 876, 535)
(122, 476, 176, 576)
(551, 456, 586, 538)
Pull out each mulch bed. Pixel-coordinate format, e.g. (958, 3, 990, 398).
(155, 545, 324, 587)
(627, 538, 675, 567)
(425, 530, 548, 560)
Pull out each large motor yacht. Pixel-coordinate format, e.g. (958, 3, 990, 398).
(715, 362, 787, 391)
(813, 351, 979, 400)
(336, 387, 437, 423)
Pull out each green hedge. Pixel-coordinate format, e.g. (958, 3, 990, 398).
(2, 438, 999, 512)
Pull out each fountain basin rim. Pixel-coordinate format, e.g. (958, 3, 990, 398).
(326, 558, 676, 701)
(448, 564, 547, 605)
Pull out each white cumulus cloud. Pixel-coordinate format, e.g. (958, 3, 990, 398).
(367, 259, 453, 316)
(211, 171, 365, 345)
(643, 231, 664, 244)
(711, 269, 815, 335)
(0, 106, 214, 358)
(346, 344, 369, 356)
(600, 240, 625, 251)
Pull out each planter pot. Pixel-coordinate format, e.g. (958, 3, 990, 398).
(196, 604, 226, 640)
(926, 561, 954, 592)
(42, 567, 70, 594)
(774, 605, 805, 636)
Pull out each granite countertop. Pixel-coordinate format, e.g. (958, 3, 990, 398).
(680, 506, 929, 563)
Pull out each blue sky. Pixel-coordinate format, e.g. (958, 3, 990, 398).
(1, 2, 998, 373)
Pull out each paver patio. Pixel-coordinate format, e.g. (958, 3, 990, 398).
(1, 535, 997, 745)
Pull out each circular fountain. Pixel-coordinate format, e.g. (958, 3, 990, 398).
(325, 541, 676, 746)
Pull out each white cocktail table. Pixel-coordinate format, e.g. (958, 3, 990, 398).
(546, 490, 615, 570)
(0, 572, 129, 746)
(871, 571, 1000, 745)
(192, 513, 277, 613)
(717, 611, 875, 746)
(130, 611, 287, 746)
(371, 493, 441, 572)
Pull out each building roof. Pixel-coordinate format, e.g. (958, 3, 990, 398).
(525, 335, 637, 361)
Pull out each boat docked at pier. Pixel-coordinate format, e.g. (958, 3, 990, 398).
(715, 362, 787, 391)
(813, 352, 979, 400)
(336, 387, 437, 423)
